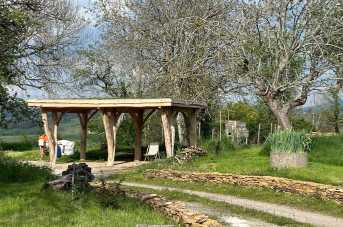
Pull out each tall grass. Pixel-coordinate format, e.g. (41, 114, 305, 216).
(200, 137, 235, 155)
(309, 135, 343, 166)
(0, 151, 53, 184)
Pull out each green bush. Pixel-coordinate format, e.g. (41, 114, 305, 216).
(0, 151, 53, 184)
(268, 129, 311, 153)
(200, 137, 235, 155)
(259, 141, 271, 156)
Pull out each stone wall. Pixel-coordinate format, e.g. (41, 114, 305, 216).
(90, 183, 223, 227)
(144, 169, 343, 204)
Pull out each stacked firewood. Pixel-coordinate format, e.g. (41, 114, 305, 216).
(175, 146, 208, 163)
(43, 163, 95, 190)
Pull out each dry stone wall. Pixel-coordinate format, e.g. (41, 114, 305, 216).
(144, 169, 343, 204)
(90, 183, 223, 227)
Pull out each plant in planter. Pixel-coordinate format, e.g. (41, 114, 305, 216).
(269, 129, 311, 170)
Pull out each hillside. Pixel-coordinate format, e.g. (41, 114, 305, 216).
(1, 114, 81, 143)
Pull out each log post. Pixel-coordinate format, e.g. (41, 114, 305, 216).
(100, 109, 114, 166)
(160, 107, 176, 157)
(189, 109, 197, 146)
(134, 110, 144, 161)
(161, 108, 172, 157)
(79, 111, 88, 160)
(77, 110, 98, 161)
(169, 110, 176, 155)
(42, 108, 56, 166)
(51, 110, 58, 164)
(109, 108, 121, 165)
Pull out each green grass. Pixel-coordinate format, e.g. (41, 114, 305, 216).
(123, 185, 314, 227)
(135, 145, 343, 186)
(0, 182, 176, 227)
(0, 151, 176, 227)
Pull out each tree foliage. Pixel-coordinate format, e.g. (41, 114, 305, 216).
(0, 0, 88, 127)
(92, 0, 237, 101)
(223, 0, 343, 130)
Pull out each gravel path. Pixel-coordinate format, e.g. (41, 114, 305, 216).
(122, 182, 343, 227)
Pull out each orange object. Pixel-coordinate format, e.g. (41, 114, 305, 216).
(38, 134, 49, 157)
(40, 147, 44, 157)
(39, 134, 48, 141)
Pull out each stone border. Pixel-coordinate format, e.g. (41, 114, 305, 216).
(144, 169, 343, 204)
(90, 183, 224, 227)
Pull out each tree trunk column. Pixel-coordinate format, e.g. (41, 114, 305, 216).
(51, 111, 58, 164)
(189, 109, 197, 146)
(42, 108, 56, 166)
(134, 110, 144, 161)
(101, 109, 114, 166)
(161, 107, 176, 158)
(79, 111, 88, 160)
(110, 110, 120, 164)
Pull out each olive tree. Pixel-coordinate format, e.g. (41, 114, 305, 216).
(224, 0, 343, 130)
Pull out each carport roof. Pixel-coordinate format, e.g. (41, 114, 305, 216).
(28, 98, 207, 113)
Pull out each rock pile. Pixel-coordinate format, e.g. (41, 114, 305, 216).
(43, 163, 94, 190)
(144, 169, 343, 204)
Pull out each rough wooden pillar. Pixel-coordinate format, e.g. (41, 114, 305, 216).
(101, 109, 114, 166)
(42, 108, 56, 166)
(51, 111, 58, 164)
(161, 107, 176, 158)
(169, 110, 176, 155)
(130, 109, 156, 161)
(77, 110, 98, 161)
(134, 110, 144, 161)
(109, 108, 121, 165)
(189, 109, 197, 146)
(79, 111, 88, 160)
(161, 109, 172, 157)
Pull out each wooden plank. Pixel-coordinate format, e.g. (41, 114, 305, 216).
(28, 98, 207, 109)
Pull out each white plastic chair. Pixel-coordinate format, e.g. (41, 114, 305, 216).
(144, 142, 160, 161)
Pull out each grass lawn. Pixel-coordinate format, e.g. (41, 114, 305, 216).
(3, 135, 343, 225)
(0, 151, 176, 227)
(0, 182, 176, 227)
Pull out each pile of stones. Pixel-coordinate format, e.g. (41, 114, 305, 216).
(144, 169, 343, 204)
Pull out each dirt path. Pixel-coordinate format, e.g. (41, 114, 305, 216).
(28, 160, 146, 176)
(121, 182, 343, 227)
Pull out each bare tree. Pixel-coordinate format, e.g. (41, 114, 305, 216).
(13, 0, 90, 96)
(224, 0, 343, 130)
(93, 0, 238, 101)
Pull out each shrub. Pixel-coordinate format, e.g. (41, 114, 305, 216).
(200, 137, 235, 155)
(259, 141, 271, 156)
(95, 172, 125, 209)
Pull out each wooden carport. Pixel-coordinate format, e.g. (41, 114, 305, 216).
(28, 98, 207, 166)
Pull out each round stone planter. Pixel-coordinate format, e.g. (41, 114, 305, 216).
(270, 152, 308, 170)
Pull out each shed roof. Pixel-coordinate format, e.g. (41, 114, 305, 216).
(27, 98, 207, 113)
